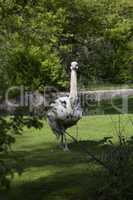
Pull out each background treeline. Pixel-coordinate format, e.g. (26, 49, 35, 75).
(0, 0, 133, 93)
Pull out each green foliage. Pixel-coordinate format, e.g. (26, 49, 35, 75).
(7, 48, 68, 89)
(0, 0, 69, 90)
(97, 135, 133, 199)
(0, 0, 133, 89)
(0, 113, 43, 189)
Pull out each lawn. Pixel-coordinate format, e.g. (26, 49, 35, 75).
(2, 114, 133, 200)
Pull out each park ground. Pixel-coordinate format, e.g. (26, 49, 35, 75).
(1, 114, 133, 200)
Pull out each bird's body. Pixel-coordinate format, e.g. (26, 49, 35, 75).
(47, 62, 82, 150)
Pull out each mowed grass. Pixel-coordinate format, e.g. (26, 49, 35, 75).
(3, 114, 133, 200)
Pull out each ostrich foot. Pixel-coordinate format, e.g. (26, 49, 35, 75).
(63, 146, 70, 152)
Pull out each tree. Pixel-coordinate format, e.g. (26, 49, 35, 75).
(1, 0, 133, 89)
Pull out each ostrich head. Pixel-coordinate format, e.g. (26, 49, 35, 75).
(70, 61, 78, 70)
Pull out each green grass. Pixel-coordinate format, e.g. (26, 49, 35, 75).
(2, 115, 133, 200)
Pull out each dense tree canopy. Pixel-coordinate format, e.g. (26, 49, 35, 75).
(0, 0, 133, 91)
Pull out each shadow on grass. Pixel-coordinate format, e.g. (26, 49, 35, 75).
(9, 138, 113, 169)
(1, 139, 111, 200)
(2, 138, 133, 200)
(9, 168, 106, 200)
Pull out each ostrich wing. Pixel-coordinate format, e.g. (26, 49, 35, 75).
(47, 97, 70, 135)
(47, 96, 82, 136)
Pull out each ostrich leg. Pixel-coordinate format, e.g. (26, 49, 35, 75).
(63, 133, 69, 151)
(59, 134, 64, 149)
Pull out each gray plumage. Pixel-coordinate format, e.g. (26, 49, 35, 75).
(47, 62, 82, 150)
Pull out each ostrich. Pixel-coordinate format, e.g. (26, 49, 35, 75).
(47, 61, 82, 151)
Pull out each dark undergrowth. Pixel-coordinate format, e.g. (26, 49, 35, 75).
(1, 135, 133, 200)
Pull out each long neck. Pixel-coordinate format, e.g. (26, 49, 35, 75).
(69, 69, 77, 101)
